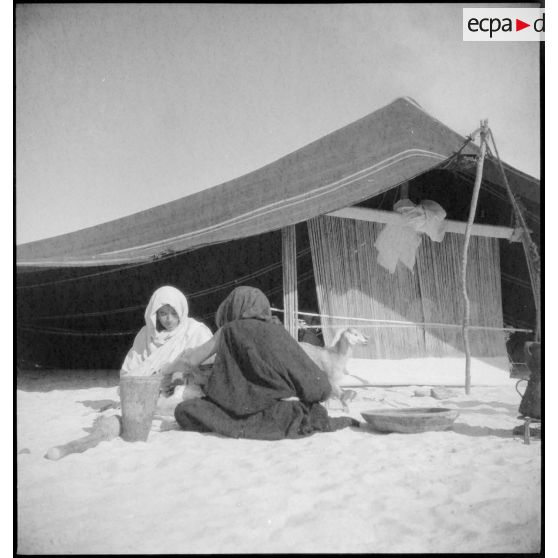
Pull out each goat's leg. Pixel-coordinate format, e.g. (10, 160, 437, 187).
(339, 390, 354, 413)
(329, 383, 351, 413)
(329, 383, 343, 399)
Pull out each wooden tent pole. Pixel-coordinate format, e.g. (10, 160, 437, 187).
(282, 225, 298, 339)
(461, 120, 489, 395)
(328, 206, 520, 240)
(487, 129, 541, 342)
(399, 181, 409, 200)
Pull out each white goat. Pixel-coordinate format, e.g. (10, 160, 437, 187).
(299, 327, 368, 411)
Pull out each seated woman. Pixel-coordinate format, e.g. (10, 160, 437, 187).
(174, 286, 359, 440)
(120, 285, 214, 408)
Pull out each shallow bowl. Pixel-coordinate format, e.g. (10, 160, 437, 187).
(361, 407, 459, 433)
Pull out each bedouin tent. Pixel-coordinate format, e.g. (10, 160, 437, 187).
(16, 97, 539, 372)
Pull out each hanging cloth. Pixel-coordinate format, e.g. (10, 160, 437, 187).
(375, 199, 447, 273)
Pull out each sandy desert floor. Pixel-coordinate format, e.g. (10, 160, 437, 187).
(16, 365, 541, 554)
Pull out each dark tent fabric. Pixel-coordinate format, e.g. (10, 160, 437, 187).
(16, 97, 539, 267)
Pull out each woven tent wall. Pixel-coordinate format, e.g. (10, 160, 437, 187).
(308, 215, 507, 359)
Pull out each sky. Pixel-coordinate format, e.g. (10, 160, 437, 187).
(16, 3, 541, 244)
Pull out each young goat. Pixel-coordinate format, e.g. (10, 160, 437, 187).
(299, 327, 368, 411)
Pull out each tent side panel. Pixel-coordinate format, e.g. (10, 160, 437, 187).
(308, 216, 507, 359)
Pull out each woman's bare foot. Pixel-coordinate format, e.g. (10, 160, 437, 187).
(154, 393, 181, 418)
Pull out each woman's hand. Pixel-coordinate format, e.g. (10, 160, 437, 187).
(180, 330, 221, 369)
(160, 373, 181, 397)
(161, 372, 184, 397)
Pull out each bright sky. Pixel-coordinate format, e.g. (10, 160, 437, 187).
(16, 3, 541, 244)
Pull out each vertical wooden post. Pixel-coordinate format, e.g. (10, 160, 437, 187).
(282, 225, 298, 340)
(488, 129, 541, 342)
(461, 120, 488, 395)
(399, 181, 409, 200)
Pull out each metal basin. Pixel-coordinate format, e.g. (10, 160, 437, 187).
(361, 407, 459, 433)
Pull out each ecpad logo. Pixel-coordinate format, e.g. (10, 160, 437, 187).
(468, 14, 544, 37)
(463, 8, 544, 41)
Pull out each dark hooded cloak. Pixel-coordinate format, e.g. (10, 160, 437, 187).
(174, 286, 358, 439)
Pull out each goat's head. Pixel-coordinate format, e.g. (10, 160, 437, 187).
(343, 328, 369, 346)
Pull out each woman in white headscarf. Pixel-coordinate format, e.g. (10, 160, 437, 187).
(120, 286, 214, 394)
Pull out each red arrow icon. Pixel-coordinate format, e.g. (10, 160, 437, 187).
(516, 19, 530, 31)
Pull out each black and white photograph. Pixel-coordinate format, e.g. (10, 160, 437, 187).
(15, 3, 543, 554)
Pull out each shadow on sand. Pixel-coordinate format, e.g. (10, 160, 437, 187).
(359, 422, 515, 439)
(448, 399, 520, 414)
(79, 399, 119, 412)
(451, 423, 514, 438)
(17, 369, 120, 393)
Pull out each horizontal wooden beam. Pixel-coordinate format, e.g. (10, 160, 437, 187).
(327, 206, 521, 241)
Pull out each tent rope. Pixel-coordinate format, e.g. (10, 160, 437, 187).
(436, 128, 480, 173)
(16, 249, 194, 291)
(17, 324, 137, 337)
(17, 242, 310, 291)
(270, 307, 531, 333)
(22, 249, 311, 321)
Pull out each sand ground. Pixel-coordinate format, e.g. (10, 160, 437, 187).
(16, 366, 541, 554)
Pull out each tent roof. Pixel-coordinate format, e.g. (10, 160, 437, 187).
(16, 97, 539, 267)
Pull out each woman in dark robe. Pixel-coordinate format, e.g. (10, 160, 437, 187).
(174, 286, 359, 440)
(518, 341, 541, 419)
